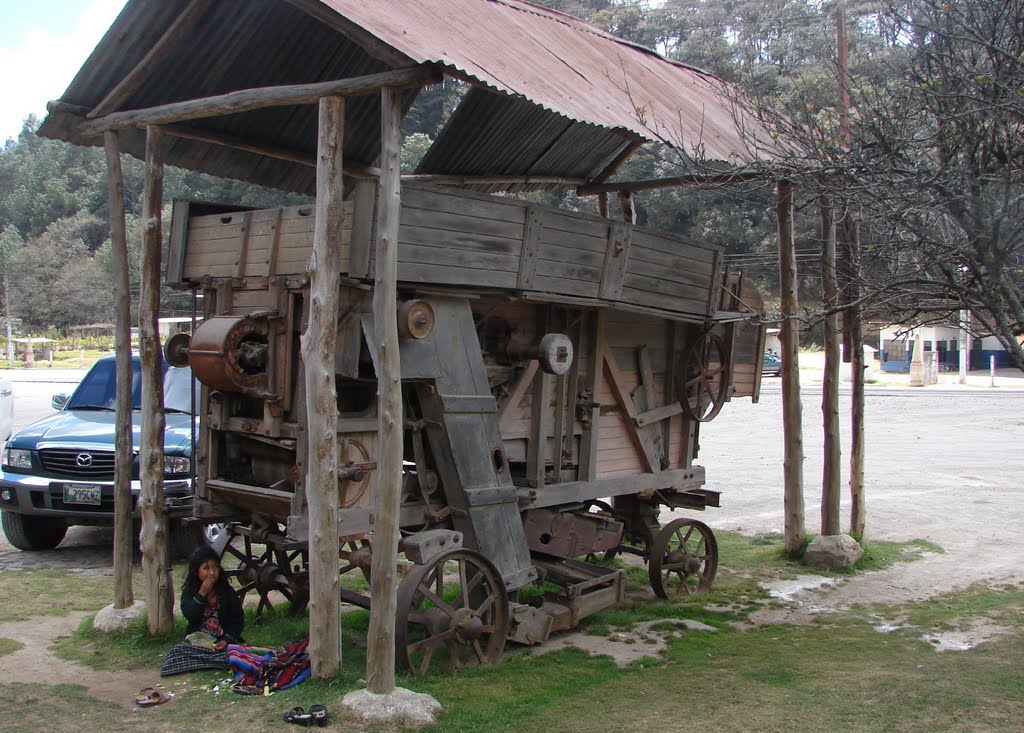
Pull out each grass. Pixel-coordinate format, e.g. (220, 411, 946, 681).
(0, 637, 22, 656)
(0, 568, 147, 622)
(6, 534, 1023, 732)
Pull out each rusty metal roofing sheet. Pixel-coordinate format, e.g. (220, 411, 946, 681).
(315, 0, 774, 163)
(38, 0, 775, 194)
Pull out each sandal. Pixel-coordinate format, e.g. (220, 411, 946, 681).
(134, 686, 169, 707)
(283, 706, 313, 726)
(309, 704, 329, 727)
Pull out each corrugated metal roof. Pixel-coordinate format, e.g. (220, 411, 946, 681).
(316, 0, 772, 162)
(39, 0, 775, 194)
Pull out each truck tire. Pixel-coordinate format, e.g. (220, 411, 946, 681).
(1, 511, 68, 550)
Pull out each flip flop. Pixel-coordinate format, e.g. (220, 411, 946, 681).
(309, 704, 329, 727)
(134, 687, 169, 707)
(283, 706, 313, 726)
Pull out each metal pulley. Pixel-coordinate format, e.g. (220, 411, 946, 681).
(508, 333, 574, 375)
(397, 299, 435, 339)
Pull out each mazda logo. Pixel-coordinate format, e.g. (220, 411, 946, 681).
(76, 453, 93, 467)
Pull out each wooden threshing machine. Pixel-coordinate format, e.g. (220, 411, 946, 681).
(167, 182, 766, 673)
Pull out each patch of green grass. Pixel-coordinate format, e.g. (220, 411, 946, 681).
(849, 538, 944, 574)
(0, 637, 23, 656)
(0, 568, 145, 622)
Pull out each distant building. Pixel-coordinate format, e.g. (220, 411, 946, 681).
(877, 322, 1019, 372)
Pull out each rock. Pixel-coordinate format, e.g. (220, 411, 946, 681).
(342, 687, 442, 726)
(92, 601, 146, 632)
(803, 534, 863, 571)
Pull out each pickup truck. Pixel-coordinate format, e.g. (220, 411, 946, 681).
(0, 354, 214, 555)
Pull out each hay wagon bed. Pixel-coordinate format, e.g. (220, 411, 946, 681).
(169, 183, 765, 673)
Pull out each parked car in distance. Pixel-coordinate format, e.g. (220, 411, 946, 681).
(762, 352, 783, 377)
(0, 354, 212, 555)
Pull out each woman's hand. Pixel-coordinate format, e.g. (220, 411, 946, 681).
(213, 639, 227, 652)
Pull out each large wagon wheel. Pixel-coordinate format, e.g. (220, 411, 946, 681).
(679, 332, 730, 422)
(648, 518, 718, 598)
(221, 527, 310, 617)
(395, 548, 509, 675)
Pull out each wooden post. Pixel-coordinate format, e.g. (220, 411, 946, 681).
(777, 180, 805, 556)
(301, 96, 345, 677)
(844, 213, 866, 539)
(139, 125, 173, 633)
(367, 86, 403, 695)
(819, 198, 840, 535)
(105, 131, 133, 608)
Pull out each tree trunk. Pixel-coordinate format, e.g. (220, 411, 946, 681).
(820, 198, 841, 535)
(777, 181, 805, 556)
(105, 131, 134, 609)
(139, 125, 173, 633)
(367, 87, 404, 694)
(845, 212, 866, 539)
(301, 96, 344, 678)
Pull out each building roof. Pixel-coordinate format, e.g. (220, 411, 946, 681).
(39, 0, 778, 194)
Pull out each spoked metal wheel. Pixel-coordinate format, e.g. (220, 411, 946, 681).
(679, 332, 730, 422)
(221, 527, 310, 617)
(339, 538, 372, 583)
(396, 548, 509, 675)
(648, 518, 718, 598)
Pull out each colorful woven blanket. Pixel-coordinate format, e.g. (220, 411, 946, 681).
(227, 639, 311, 694)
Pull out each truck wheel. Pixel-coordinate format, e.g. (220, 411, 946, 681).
(1, 511, 68, 550)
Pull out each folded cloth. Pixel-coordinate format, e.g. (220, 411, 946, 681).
(160, 642, 231, 676)
(228, 640, 311, 693)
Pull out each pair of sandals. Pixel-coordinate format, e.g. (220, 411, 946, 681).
(134, 687, 170, 707)
(283, 705, 329, 727)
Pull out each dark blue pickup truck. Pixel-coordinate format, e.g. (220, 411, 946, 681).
(0, 354, 212, 555)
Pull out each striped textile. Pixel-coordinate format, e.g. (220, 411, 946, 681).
(160, 642, 231, 676)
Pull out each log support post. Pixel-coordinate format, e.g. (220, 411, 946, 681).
(777, 181, 805, 556)
(105, 131, 133, 608)
(140, 125, 173, 633)
(367, 86, 403, 694)
(844, 212, 866, 539)
(820, 198, 840, 535)
(302, 96, 345, 677)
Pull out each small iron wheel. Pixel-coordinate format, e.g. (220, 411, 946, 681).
(679, 332, 730, 422)
(221, 526, 309, 617)
(396, 548, 509, 675)
(649, 518, 718, 598)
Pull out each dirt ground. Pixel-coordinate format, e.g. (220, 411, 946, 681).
(1, 368, 1023, 705)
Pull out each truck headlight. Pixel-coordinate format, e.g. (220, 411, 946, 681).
(3, 448, 32, 470)
(163, 455, 191, 476)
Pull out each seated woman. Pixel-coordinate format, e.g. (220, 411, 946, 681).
(181, 545, 244, 650)
(160, 545, 244, 676)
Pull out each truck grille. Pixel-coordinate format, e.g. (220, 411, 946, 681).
(38, 448, 118, 479)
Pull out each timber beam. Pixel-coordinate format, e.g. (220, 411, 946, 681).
(577, 169, 764, 195)
(73, 66, 441, 135)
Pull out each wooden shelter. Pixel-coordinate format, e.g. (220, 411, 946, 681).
(40, 0, 811, 684)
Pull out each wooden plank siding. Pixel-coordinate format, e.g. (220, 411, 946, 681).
(175, 185, 726, 326)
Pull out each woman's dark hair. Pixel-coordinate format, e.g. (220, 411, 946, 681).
(183, 545, 233, 596)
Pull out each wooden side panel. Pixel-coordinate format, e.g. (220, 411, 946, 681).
(728, 277, 768, 400)
(625, 230, 718, 318)
(184, 204, 352, 279)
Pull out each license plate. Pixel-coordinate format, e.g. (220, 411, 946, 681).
(63, 484, 102, 506)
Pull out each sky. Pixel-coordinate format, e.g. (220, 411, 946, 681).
(0, 0, 128, 144)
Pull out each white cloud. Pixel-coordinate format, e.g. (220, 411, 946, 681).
(0, 0, 126, 143)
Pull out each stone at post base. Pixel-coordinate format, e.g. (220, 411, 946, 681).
(803, 534, 863, 571)
(341, 687, 442, 726)
(92, 600, 146, 632)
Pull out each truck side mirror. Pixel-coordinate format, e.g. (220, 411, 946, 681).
(51, 394, 68, 410)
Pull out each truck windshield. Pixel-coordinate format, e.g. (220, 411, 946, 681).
(65, 359, 199, 413)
